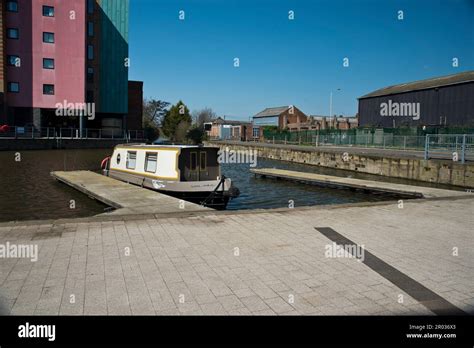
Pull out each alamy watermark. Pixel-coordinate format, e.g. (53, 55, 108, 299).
(380, 100, 420, 120)
(18, 322, 55, 341)
(325, 242, 365, 262)
(0, 242, 38, 262)
(55, 100, 95, 120)
(218, 147, 257, 167)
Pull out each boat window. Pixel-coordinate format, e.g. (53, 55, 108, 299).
(200, 152, 206, 170)
(126, 151, 137, 169)
(145, 152, 158, 173)
(190, 152, 197, 171)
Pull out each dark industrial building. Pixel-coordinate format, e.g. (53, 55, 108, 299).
(358, 71, 474, 128)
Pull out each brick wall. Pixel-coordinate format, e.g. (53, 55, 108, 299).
(280, 107, 308, 129)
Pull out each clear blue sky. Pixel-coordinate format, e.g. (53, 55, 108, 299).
(129, 0, 474, 121)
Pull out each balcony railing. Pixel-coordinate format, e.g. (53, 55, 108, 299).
(0, 126, 145, 141)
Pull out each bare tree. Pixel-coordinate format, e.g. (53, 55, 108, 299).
(192, 107, 216, 128)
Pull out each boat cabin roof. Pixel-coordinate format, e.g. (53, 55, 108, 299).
(115, 144, 216, 150)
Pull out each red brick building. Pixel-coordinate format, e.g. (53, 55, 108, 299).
(252, 105, 308, 129)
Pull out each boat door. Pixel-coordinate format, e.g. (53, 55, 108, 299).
(183, 149, 214, 181)
(189, 151, 199, 181)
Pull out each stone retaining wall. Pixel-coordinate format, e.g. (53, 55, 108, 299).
(208, 142, 474, 188)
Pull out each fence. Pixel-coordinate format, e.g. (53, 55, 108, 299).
(264, 133, 428, 150)
(263, 127, 474, 138)
(424, 134, 474, 163)
(231, 132, 473, 163)
(0, 127, 145, 141)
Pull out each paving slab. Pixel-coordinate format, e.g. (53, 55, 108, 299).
(0, 196, 473, 315)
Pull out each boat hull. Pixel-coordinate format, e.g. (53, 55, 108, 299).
(157, 190, 231, 210)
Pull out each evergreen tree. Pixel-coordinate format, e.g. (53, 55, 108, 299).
(162, 101, 192, 142)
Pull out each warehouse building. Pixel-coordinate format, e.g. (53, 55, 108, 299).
(252, 105, 308, 129)
(358, 71, 474, 128)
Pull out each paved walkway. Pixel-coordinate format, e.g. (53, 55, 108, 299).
(0, 197, 473, 315)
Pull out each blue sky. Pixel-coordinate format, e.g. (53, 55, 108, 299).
(129, 0, 474, 121)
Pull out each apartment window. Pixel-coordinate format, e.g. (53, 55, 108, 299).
(6, 0, 18, 12)
(43, 84, 55, 95)
(8, 82, 20, 93)
(42, 5, 54, 17)
(87, 67, 94, 83)
(88, 22, 94, 37)
(86, 90, 94, 103)
(7, 55, 21, 67)
(43, 32, 54, 43)
(200, 152, 207, 170)
(87, 0, 95, 14)
(43, 58, 55, 69)
(7, 28, 19, 39)
(87, 45, 94, 60)
(190, 152, 197, 171)
(126, 151, 137, 170)
(145, 153, 158, 173)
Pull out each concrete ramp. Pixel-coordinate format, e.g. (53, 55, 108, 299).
(51, 170, 210, 216)
(251, 168, 469, 199)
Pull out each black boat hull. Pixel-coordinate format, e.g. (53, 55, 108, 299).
(157, 190, 231, 210)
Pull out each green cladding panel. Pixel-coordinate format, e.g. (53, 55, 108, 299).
(98, 0, 129, 114)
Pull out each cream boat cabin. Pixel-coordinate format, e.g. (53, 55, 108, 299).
(101, 144, 239, 209)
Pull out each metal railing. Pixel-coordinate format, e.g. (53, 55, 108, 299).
(424, 134, 474, 163)
(0, 126, 145, 141)
(262, 134, 429, 150)
(215, 133, 474, 163)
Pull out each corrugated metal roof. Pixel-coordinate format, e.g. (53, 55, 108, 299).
(254, 106, 290, 118)
(359, 71, 474, 99)
(309, 115, 330, 119)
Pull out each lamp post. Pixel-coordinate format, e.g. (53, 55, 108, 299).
(329, 88, 341, 119)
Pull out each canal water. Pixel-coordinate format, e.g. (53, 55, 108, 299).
(0, 149, 460, 222)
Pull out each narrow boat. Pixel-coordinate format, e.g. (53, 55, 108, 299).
(100, 144, 239, 209)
